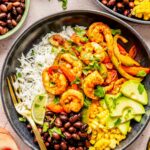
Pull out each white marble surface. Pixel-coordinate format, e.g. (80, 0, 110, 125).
(0, 0, 150, 149)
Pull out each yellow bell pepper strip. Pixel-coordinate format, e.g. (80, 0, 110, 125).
(129, 45, 137, 58)
(114, 35, 140, 66)
(111, 54, 142, 81)
(121, 66, 150, 77)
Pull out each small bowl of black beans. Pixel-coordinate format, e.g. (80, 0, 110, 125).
(0, 0, 30, 40)
(27, 111, 91, 150)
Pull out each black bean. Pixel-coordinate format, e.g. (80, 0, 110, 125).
(61, 141, 67, 150)
(64, 122, 71, 129)
(46, 111, 54, 116)
(45, 142, 50, 147)
(68, 126, 76, 133)
(68, 146, 76, 150)
(64, 132, 72, 140)
(73, 121, 83, 128)
(76, 147, 84, 150)
(54, 117, 62, 127)
(27, 124, 32, 130)
(129, 2, 134, 8)
(7, 2, 13, 10)
(47, 137, 52, 143)
(117, 2, 124, 8)
(13, 2, 21, 7)
(60, 112, 67, 116)
(54, 144, 60, 150)
(60, 115, 68, 122)
(69, 114, 79, 123)
(52, 132, 61, 140)
(43, 132, 49, 139)
(12, 7, 17, 15)
(85, 140, 91, 148)
(78, 132, 87, 139)
(16, 14, 22, 22)
(0, 4, 7, 12)
(107, 0, 116, 6)
(101, 0, 107, 5)
(72, 133, 80, 140)
(60, 127, 65, 132)
(0, 13, 6, 19)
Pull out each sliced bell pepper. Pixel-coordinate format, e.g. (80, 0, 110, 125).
(129, 45, 137, 58)
(48, 66, 59, 74)
(47, 103, 64, 113)
(114, 35, 140, 66)
(117, 44, 128, 55)
(121, 66, 150, 77)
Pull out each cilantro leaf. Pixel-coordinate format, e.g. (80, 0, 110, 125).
(71, 77, 81, 85)
(49, 127, 64, 137)
(94, 86, 105, 98)
(84, 96, 91, 108)
(39, 95, 44, 101)
(34, 103, 40, 108)
(59, 0, 68, 10)
(111, 29, 121, 36)
(43, 122, 49, 132)
(17, 72, 22, 78)
(114, 118, 121, 126)
(19, 117, 27, 122)
(138, 83, 144, 94)
(137, 70, 147, 77)
(53, 96, 60, 104)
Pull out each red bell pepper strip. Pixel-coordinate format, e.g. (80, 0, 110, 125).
(117, 44, 128, 55)
(48, 66, 59, 74)
(121, 66, 150, 77)
(129, 45, 137, 58)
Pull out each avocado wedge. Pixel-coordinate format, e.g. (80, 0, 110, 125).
(120, 80, 148, 105)
(111, 96, 145, 117)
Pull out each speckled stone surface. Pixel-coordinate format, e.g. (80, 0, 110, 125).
(0, 0, 149, 149)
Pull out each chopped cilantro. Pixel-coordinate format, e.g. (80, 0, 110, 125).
(43, 122, 49, 132)
(138, 83, 144, 94)
(137, 70, 147, 77)
(34, 103, 40, 108)
(84, 96, 91, 108)
(19, 117, 27, 122)
(114, 118, 121, 126)
(38, 63, 43, 67)
(39, 95, 44, 101)
(111, 29, 121, 36)
(71, 77, 81, 85)
(51, 47, 58, 53)
(74, 27, 86, 37)
(31, 50, 35, 56)
(17, 72, 22, 78)
(49, 127, 64, 137)
(94, 86, 105, 98)
(53, 96, 60, 104)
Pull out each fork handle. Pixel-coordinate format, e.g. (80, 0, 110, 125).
(28, 117, 47, 150)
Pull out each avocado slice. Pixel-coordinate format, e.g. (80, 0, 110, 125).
(120, 80, 148, 105)
(111, 96, 145, 117)
(105, 93, 122, 113)
(134, 115, 142, 122)
(118, 121, 130, 135)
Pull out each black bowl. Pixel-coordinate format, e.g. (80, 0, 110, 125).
(95, 0, 150, 24)
(1, 10, 150, 150)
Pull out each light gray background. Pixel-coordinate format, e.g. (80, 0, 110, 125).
(0, 0, 149, 149)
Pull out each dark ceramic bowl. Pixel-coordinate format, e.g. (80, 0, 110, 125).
(1, 10, 150, 150)
(95, 0, 150, 24)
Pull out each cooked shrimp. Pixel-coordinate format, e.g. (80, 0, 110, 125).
(80, 42, 107, 64)
(83, 71, 104, 100)
(42, 68, 68, 95)
(58, 53, 83, 77)
(87, 22, 113, 50)
(49, 34, 70, 49)
(60, 89, 84, 113)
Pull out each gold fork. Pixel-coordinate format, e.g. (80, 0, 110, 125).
(7, 75, 47, 150)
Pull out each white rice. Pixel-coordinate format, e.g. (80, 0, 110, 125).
(13, 26, 86, 109)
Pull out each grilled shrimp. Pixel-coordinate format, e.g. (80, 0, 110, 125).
(42, 68, 68, 95)
(58, 53, 83, 77)
(80, 42, 107, 64)
(87, 22, 113, 50)
(49, 34, 70, 49)
(83, 71, 104, 100)
(60, 89, 84, 113)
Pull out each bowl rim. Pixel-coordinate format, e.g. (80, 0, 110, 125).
(95, 0, 150, 24)
(0, 0, 30, 40)
(1, 10, 150, 150)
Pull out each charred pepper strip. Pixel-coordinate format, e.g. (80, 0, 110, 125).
(114, 35, 140, 66)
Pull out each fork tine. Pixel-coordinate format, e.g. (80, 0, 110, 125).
(7, 77, 17, 106)
(10, 75, 21, 103)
